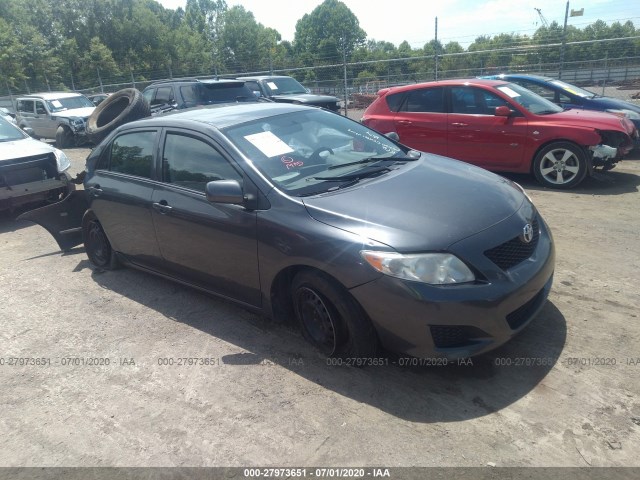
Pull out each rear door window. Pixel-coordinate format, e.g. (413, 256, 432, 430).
(109, 131, 156, 179)
(403, 87, 445, 113)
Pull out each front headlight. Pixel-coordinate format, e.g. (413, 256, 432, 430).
(606, 108, 640, 120)
(360, 251, 475, 285)
(53, 148, 71, 173)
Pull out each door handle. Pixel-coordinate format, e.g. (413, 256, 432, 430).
(152, 201, 173, 214)
(397, 120, 412, 126)
(451, 122, 468, 127)
(88, 185, 103, 197)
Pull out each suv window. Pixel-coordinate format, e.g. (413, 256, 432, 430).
(151, 86, 174, 106)
(109, 131, 156, 178)
(162, 133, 241, 192)
(35, 101, 47, 115)
(179, 85, 199, 106)
(243, 81, 262, 97)
(17, 99, 34, 113)
(403, 87, 445, 113)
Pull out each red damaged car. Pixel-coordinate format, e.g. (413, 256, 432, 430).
(362, 79, 637, 189)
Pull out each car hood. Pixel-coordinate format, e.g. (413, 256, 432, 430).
(0, 137, 55, 161)
(271, 93, 339, 104)
(587, 96, 640, 113)
(301, 155, 525, 251)
(52, 107, 95, 119)
(544, 109, 633, 133)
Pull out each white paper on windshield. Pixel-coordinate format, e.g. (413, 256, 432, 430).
(245, 131, 293, 157)
(267, 82, 279, 90)
(51, 100, 63, 108)
(499, 86, 520, 98)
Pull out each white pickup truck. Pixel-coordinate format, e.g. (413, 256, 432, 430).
(15, 92, 95, 148)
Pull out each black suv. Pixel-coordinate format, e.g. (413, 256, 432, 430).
(237, 76, 341, 112)
(142, 78, 261, 112)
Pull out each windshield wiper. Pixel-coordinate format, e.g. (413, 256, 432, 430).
(327, 154, 419, 170)
(311, 166, 391, 182)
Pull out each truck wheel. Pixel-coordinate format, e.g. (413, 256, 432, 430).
(86, 88, 150, 144)
(55, 126, 74, 149)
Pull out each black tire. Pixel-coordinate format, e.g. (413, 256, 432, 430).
(82, 211, 119, 269)
(55, 126, 74, 149)
(292, 270, 378, 359)
(532, 141, 588, 189)
(86, 88, 150, 144)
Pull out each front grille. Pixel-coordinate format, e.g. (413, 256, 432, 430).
(484, 217, 540, 270)
(506, 287, 547, 330)
(430, 325, 489, 349)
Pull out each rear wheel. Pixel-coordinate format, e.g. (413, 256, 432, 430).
(82, 212, 118, 269)
(292, 271, 378, 359)
(533, 141, 587, 189)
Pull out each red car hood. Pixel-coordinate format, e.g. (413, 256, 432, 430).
(543, 109, 635, 135)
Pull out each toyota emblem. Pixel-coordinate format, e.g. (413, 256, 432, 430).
(521, 223, 534, 244)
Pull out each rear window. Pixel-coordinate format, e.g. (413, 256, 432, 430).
(199, 83, 257, 104)
(385, 92, 406, 112)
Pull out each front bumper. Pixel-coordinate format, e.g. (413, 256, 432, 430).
(350, 208, 555, 359)
(0, 173, 73, 209)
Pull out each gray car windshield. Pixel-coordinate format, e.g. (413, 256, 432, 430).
(496, 83, 563, 115)
(224, 109, 409, 196)
(46, 95, 94, 112)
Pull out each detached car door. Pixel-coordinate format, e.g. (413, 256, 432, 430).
(87, 128, 164, 270)
(446, 86, 527, 170)
(150, 129, 261, 307)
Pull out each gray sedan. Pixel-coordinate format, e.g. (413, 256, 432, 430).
(20, 103, 554, 360)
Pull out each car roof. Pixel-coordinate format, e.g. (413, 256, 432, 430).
(236, 76, 292, 81)
(19, 92, 85, 100)
(378, 78, 509, 95)
(121, 102, 310, 131)
(146, 78, 245, 88)
(485, 74, 555, 82)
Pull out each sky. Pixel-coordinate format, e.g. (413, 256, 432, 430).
(156, 0, 638, 48)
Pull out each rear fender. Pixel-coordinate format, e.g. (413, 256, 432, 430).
(17, 190, 89, 251)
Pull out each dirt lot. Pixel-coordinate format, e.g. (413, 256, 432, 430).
(1, 139, 639, 469)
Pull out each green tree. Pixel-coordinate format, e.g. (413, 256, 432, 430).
(293, 0, 366, 66)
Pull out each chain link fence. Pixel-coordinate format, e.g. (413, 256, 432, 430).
(2, 37, 640, 112)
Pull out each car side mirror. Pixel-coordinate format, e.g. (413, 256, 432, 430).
(205, 180, 244, 205)
(22, 126, 36, 137)
(385, 132, 400, 142)
(495, 106, 512, 117)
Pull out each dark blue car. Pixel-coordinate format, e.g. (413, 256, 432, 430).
(482, 74, 640, 142)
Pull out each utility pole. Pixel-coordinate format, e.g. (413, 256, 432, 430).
(342, 35, 348, 117)
(559, 1, 569, 79)
(434, 17, 439, 81)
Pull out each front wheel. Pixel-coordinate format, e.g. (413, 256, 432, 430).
(82, 212, 118, 269)
(292, 271, 378, 359)
(532, 142, 588, 189)
(55, 126, 74, 149)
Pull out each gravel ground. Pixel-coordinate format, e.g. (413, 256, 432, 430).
(1, 108, 639, 470)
